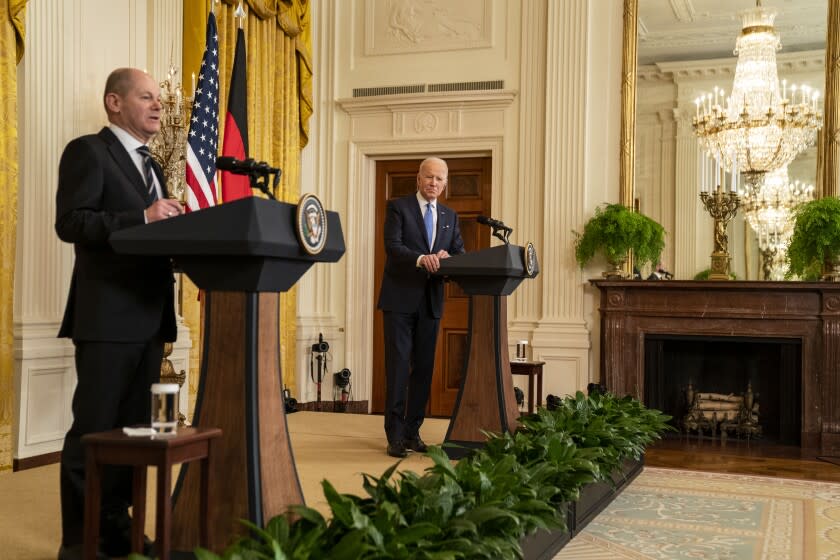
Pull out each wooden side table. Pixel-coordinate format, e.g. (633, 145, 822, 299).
(510, 360, 545, 414)
(82, 426, 222, 560)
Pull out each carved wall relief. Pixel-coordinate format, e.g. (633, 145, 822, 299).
(365, 0, 492, 55)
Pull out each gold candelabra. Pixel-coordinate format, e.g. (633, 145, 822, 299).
(700, 183, 740, 280)
(160, 342, 187, 426)
(149, 65, 193, 205)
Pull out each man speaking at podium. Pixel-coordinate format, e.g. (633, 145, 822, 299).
(54, 67, 181, 560)
(377, 157, 465, 458)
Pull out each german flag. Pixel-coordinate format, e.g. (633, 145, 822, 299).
(220, 26, 250, 202)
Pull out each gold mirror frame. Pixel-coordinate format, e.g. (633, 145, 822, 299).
(619, 0, 637, 209)
(621, 0, 839, 207)
(825, 1, 840, 198)
(618, 0, 840, 208)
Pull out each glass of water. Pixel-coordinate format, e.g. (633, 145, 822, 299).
(150, 383, 179, 436)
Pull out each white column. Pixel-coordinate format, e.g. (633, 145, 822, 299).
(508, 0, 545, 342)
(672, 114, 703, 279)
(297, 0, 345, 405)
(530, 0, 622, 398)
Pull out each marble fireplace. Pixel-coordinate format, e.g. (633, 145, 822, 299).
(591, 280, 840, 452)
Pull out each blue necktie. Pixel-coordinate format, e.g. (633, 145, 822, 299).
(137, 145, 158, 202)
(424, 203, 434, 250)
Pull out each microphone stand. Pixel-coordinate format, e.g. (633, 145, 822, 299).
(490, 225, 512, 245)
(244, 168, 280, 200)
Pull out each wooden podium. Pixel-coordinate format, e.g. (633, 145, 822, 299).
(110, 197, 345, 551)
(435, 244, 539, 458)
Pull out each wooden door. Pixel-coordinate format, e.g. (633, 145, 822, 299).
(372, 157, 492, 417)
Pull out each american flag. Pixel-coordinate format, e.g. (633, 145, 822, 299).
(185, 12, 220, 212)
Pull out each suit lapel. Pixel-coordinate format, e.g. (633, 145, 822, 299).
(409, 197, 428, 247)
(432, 206, 447, 252)
(98, 127, 152, 201)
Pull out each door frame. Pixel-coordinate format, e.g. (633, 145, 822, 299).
(342, 139, 505, 411)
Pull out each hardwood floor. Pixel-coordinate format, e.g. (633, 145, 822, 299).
(645, 435, 840, 483)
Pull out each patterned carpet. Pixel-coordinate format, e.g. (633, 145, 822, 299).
(555, 467, 840, 559)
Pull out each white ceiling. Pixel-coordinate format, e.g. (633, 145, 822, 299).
(638, 0, 827, 65)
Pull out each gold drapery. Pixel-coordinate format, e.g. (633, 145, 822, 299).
(0, 0, 27, 473)
(182, 0, 312, 408)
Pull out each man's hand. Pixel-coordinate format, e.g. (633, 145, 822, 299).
(419, 253, 441, 273)
(420, 250, 452, 273)
(145, 199, 184, 222)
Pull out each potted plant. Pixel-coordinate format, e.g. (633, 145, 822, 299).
(573, 203, 666, 278)
(786, 196, 840, 281)
(177, 392, 670, 560)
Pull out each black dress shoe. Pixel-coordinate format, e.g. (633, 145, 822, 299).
(387, 441, 408, 458)
(100, 508, 154, 557)
(57, 543, 109, 560)
(404, 437, 428, 453)
(101, 532, 153, 558)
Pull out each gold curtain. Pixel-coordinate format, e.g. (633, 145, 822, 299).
(182, 0, 313, 407)
(0, 0, 27, 473)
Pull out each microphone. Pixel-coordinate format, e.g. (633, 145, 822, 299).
(477, 215, 512, 232)
(215, 156, 279, 175)
(477, 215, 513, 245)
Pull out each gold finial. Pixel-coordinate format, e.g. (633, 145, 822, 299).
(235, 1, 246, 29)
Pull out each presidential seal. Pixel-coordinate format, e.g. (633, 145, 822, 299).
(296, 193, 327, 255)
(524, 241, 537, 277)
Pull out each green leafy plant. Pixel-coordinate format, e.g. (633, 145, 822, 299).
(152, 393, 670, 560)
(786, 196, 840, 279)
(573, 203, 666, 270)
(693, 268, 737, 280)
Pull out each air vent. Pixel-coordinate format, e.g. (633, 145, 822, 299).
(428, 80, 504, 93)
(352, 80, 505, 98)
(352, 84, 426, 97)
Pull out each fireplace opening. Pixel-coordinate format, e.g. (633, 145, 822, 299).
(643, 335, 801, 445)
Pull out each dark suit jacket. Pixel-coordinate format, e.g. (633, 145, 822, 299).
(55, 127, 176, 343)
(377, 194, 465, 318)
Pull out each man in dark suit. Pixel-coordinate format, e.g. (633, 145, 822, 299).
(377, 157, 465, 458)
(54, 67, 184, 560)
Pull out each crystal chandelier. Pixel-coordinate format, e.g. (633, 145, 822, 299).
(691, 1, 822, 187)
(740, 165, 815, 279)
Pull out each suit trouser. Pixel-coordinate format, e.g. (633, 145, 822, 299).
(382, 291, 440, 445)
(60, 336, 164, 546)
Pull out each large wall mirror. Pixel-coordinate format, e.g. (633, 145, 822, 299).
(624, 0, 828, 280)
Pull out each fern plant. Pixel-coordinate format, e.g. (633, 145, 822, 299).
(786, 196, 840, 279)
(573, 203, 666, 270)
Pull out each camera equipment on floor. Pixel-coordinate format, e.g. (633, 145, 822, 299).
(333, 368, 352, 412)
(283, 387, 298, 414)
(310, 333, 330, 411)
(514, 386, 524, 407)
(546, 394, 562, 411)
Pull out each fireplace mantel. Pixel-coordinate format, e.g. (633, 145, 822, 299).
(591, 280, 840, 451)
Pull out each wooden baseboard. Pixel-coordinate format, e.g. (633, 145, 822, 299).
(293, 400, 369, 414)
(14, 451, 61, 471)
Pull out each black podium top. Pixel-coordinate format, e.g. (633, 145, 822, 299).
(436, 244, 539, 296)
(110, 197, 345, 292)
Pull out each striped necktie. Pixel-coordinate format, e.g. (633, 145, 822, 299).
(136, 145, 158, 202)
